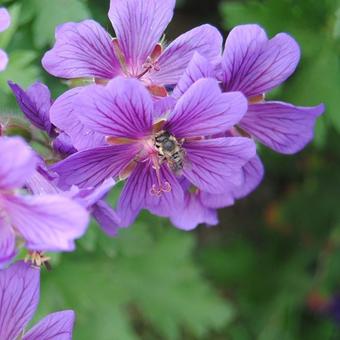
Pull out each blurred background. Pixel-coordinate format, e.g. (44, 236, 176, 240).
(1, 0, 340, 339)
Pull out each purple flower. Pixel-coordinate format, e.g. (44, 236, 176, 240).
(8, 81, 54, 136)
(0, 260, 75, 340)
(220, 24, 325, 154)
(42, 0, 222, 96)
(51, 77, 255, 227)
(0, 7, 10, 72)
(170, 53, 265, 207)
(0, 136, 89, 263)
(26, 167, 121, 237)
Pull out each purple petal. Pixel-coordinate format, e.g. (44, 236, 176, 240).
(151, 24, 222, 86)
(0, 261, 40, 340)
(42, 20, 121, 79)
(92, 201, 120, 237)
(200, 189, 235, 209)
(77, 78, 153, 138)
(239, 101, 325, 154)
(170, 192, 218, 230)
(117, 162, 183, 226)
(52, 133, 77, 156)
(108, 0, 175, 67)
(50, 87, 105, 151)
(221, 24, 300, 97)
(172, 52, 215, 99)
(165, 78, 248, 138)
(0, 137, 38, 190)
(23, 310, 75, 340)
(153, 96, 176, 119)
(4, 194, 89, 252)
(183, 137, 256, 193)
(0, 49, 8, 72)
(0, 217, 16, 264)
(8, 81, 53, 134)
(75, 178, 116, 208)
(51, 145, 138, 189)
(231, 155, 264, 199)
(0, 8, 10, 32)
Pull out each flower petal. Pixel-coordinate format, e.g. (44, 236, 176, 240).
(42, 20, 121, 79)
(221, 24, 300, 97)
(50, 87, 105, 151)
(4, 194, 89, 252)
(0, 261, 40, 340)
(117, 162, 183, 227)
(77, 78, 153, 138)
(92, 201, 120, 237)
(0, 216, 16, 264)
(200, 187, 235, 209)
(8, 81, 52, 134)
(165, 78, 248, 138)
(0, 137, 38, 190)
(231, 155, 264, 199)
(23, 310, 75, 340)
(170, 192, 218, 230)
(182, 138, 256, 193)
(172, 52, 215, 99)
(0, 8, 11, 32)
(51, 145, 138, 189)
(0, 49, 8, 72)
(240, 101, 325, 154)
(151, 24, 222, 86)
(108, 0, 175, 67)
(82, 78, 153, 136)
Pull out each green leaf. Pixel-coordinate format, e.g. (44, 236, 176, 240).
(31, 0, 91, 48)
(0, 50, 40, 93)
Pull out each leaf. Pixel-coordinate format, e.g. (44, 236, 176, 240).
(38, 221, 234, 339)
(31, 0, 91, 48)
(0, 50, 40, 93)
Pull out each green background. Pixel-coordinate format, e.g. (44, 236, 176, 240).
(1, 0, 340, 339)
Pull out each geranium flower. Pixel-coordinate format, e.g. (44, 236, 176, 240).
(0, 260, 75, 339)
(220, 24, 325, 154)
(0, 136, 89, 263)
(0, 7, 10, 72)
(51, 77, 256, 227)
(42, 0, 222, 96)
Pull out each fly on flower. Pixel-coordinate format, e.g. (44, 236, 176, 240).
(51, 77, 256, 228)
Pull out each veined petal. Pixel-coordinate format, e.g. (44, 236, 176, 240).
(77, 78, 153, 138)
(182, 138, 256, 193)
(172, 52, 215, 99)
(0, 261, 40, 340)
(0, 8, 11, 32)
(0, 137, 38, 190)
(42, 20, 121, 79)
(0, 216, 16, 264)
(0, 49, 8, 72)
(150, 24, 222, 86)
(23, 310, 75, 340)
(240, 101, 325, 154)
(170, 192, 218, 230)
(165, 78, 248, 138)
(8, 81, 52, 134)
(221, 24, 300, 97)
(4, 194, 89, 252)
(50, 87, 105, 151)
(51, 145, 138, 189)
(117, 162, 183, 227)
(108, 0, 175, 68)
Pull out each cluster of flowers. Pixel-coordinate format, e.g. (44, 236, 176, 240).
(0, 0, 324, 336)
